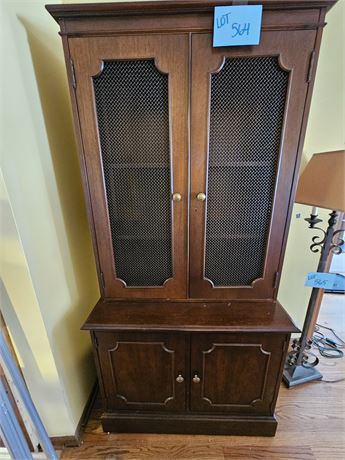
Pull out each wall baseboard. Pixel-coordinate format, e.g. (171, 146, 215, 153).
(51, 381, 98, 449)
(50, 435, 80, 449)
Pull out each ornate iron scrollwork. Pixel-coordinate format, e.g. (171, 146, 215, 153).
(309, 226, 326, 253)
(330, 229, 345, 255)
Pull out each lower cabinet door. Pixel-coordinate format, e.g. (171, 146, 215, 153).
(190, 333, 287, 414)
(95, 332, 187, 411)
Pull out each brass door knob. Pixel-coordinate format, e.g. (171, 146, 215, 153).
(196, 192, 206, 201)
(176, 373, 184, 383)
(172, 193, 182, 202)
(192, 374, 201, 383)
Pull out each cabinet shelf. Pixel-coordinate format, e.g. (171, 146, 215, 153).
(207, 233, 262, 240)
(209, 160, 271, 168)
(109, 163, 169, 170)
(116, 235, 170, 241)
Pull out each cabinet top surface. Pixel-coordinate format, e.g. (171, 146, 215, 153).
(82, 300, 299, 333)
(46, 0, 337, 21)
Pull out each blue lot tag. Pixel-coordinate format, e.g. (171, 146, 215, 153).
(213, 5, 263, 47)
(305, 272, 345, 291)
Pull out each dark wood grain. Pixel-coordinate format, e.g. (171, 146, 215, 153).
(47, 0, 336, 438)
(96, 332, 187, 412)
(59, 295, 345, 456)
(101, 412, 278, 436)
(189, 30, 316, 300)
(53, 8, 323, 38)
(69, 34, 189, 299)
(49, 8, 324, 37)
(190, 333, 287, 415)
(49, 2, 330, 303)
(46, 0, 337, 24)
(82, 300, 299, 333)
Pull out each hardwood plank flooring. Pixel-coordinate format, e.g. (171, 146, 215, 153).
(61, 294, 345, 459)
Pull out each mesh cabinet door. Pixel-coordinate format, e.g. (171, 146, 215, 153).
(69, 35, 188, 299)
(190, 32, 317, 299)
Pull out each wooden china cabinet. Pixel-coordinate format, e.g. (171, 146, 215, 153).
(47, 0, 336, 436)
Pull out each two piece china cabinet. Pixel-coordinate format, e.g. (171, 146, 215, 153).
(47, 0, 336, 436)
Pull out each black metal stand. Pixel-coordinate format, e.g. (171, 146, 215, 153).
(283, 210, 344, 388)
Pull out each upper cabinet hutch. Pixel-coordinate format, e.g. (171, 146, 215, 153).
(47, 0, 336, 436)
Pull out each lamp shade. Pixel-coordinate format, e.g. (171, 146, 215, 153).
(295, 150, 345, 212)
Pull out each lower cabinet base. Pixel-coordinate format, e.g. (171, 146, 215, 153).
(101, 412, 278, 436)
(89, 306, 297, 437)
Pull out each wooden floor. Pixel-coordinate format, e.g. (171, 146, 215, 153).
(61, 294, 345, 460)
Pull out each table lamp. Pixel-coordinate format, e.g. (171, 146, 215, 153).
(283, 150, 345, 387)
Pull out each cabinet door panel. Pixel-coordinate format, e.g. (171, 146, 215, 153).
(96, 332, 187, 411)
(69, 35, 188, 299)
(190, 333, 287, 415)
(190, 31, 316, 299)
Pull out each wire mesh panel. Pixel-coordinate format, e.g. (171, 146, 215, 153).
(205, 56, 289, 286)
(93, 60, 172, 286)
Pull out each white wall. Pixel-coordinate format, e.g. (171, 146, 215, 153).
(1, 0, 99, 436)
(278, 0, 345, 327)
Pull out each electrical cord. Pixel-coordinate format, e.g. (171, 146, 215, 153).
(315, 377, 345, 383)
(315, 324, 345, 347)
(312, 324, 345, 359)
(285, 324, 345, 383)
(311, 324, 345, 383)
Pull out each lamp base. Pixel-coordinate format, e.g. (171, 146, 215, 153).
(283, 364, 322, 388)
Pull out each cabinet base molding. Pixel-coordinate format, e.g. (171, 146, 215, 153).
(101, 412, 278, 437)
